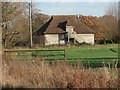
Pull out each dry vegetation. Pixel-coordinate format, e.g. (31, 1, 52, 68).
(2, 56, 119, 89)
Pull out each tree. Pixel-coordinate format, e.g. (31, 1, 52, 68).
(105, 2, 119, 43)
(2, 2, 44, 48)
(100, 15, 118, 43)
(106, 2, 118, 19)
(2, 2, 30, 48)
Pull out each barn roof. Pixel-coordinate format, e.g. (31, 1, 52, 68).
(35, 15, 94, 35)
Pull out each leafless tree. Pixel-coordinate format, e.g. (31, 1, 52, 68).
(106, 2, 118, 19)
(2, 2, 42, 48)
(2, 2, 30, 48)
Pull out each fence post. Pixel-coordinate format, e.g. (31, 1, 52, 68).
(64, 50, 66, 62)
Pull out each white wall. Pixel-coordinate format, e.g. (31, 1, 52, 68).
(59, 40, 65, 44)
(45, 34, 59, 45)
(66, 26, 74, 38)
(45, 34, 65, 45)
(44, 34, 94, 45)
(77, 34, 94, 45)
(66, 26, 74, 32)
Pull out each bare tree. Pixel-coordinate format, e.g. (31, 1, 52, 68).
(104, 2, 119, 43)
(2, 2, 30, 48)
(106, 2, 118, 19)
(100, 15, 118, 43)
(2, 2, 42, 48)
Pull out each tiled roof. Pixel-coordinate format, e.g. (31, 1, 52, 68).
(36, 15, 94, 34)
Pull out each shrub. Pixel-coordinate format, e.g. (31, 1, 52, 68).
(2, 56, 118, 88)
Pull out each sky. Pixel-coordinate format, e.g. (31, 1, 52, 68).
(33, 0, 119, 1)
(4, 0, 119, 16)
(34, 1, 119, 16)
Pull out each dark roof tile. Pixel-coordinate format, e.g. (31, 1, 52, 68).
(36, 15, 94, 34)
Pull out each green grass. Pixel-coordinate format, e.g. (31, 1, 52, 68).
(15, 44, 119, 67)
(17, 44, 118, 59)
(65, 45, 118, 59)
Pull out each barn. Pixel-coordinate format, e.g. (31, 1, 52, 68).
(33, 15, 94, 45)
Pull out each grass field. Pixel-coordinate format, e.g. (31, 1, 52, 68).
(57, 44, 118, 67)
(66, 44, 118, 58)
(7, 44, 119, 67)
(31, 44, 118, 58)
(63, 44, 118, 67)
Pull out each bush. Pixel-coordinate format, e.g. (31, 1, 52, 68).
(2, 56, 119, 88)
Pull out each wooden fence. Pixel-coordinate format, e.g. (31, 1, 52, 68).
(4, 49, 66, 61)
(3, 49, 119, 67)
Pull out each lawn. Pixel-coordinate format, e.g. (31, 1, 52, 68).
(10, 44, 119, 67)
(65, 44, 118, 59)
(15, 44, 118, 59)
(34, 44, 118, 59)
(36, 44, 119, 67)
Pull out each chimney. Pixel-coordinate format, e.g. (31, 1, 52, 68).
(77, 14, 80, 19)
(77, 14, 81, 19)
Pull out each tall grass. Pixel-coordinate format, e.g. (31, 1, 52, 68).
(2, 56, 119, 88)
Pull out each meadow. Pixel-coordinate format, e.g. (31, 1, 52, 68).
(6, 44, 119, 67)
(30, 44, 118, 59)
(64, 44, 119, 67)
(65, 44, 118, 59)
